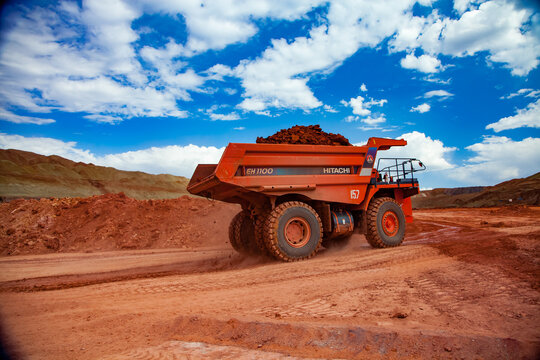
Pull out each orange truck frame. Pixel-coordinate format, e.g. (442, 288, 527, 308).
(188, 137, 425, 261)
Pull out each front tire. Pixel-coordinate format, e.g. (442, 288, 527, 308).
(264, 201, 322, 261)
(365, 197, 406, 248)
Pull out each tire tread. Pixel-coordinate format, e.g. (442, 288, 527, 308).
(228, 211, 247, 253)
(365, 197, 404, 248)
(254, 211, 271, 256)
(263, 201, 322, 262)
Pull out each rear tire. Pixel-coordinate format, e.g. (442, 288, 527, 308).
(365, 197, 405, 248)
(254, 211, 271, 256)
(228, 212, 245, 253)
(264, 201, 322, 261)
(228, 211, 257, 254)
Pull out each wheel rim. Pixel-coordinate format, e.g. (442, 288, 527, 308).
(382, 210, 399, 236)
(284, 217, 311, 248)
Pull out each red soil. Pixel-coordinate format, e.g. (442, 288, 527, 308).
(256, 125, 352, 146)
(0, 196, 539, 359)
(0, 193, 238, 256)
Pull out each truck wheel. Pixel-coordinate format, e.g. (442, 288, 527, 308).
(228, 211, 246, 253)
(228, 211, 257, 254)
(254, 212, 271, 256)
(365, 197, 405, 248)
(264, 201, 322, 261)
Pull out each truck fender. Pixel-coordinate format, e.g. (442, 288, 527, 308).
(359, 185, 379, 212)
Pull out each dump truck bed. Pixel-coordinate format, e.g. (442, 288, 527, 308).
(188, 138, 417, 206)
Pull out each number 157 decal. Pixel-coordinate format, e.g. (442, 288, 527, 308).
(350, 189, 360, 199)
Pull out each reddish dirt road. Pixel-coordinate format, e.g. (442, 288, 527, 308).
(0, 207, 539, 359)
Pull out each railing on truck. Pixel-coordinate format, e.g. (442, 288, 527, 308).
(376, 158, 426, 184)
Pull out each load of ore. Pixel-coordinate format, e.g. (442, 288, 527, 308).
(256, 125, 352, 146)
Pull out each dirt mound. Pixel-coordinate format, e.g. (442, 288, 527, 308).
(256, 125, 352, 146)
(0, 149, 190, 200)
(0, 193, 239, 256)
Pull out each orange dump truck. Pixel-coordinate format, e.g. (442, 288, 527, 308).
(187, 137, 425, 261)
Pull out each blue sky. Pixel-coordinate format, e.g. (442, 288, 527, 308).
(0, 0, 539, 189)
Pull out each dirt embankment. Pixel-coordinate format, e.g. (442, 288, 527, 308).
(0, 149, 190, 200)
(256, 125, 352, 146)
(413, 172, 540, 209)
(0, 193, 239, 256)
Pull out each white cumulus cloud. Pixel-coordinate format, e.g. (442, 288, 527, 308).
(0, 0, 190, 121)
(362, 116, 387, 125)
(209, 112, 241, 121)
(453, 0, 481, 15)
(0, 0, 326, 122)
(0, 0, 538, 123)
(424, 90, 454, 98)
(449, 136, 540, 184)
(391, 0, 540, 76)
(354, 115, 395, 131)
(410, 103, 431, 113)
(233, 0, 418, 112)
(323, 105, 338, 113)
(486, 99, 540, 132)
(382, 131, 456, 171)
(145, 0, 325, 54)
(345, 95, 387, 117)
(348, 96, 371, 116)
(440, 0, 539, 76)
(83, 114, 124, 124)
(400, 53, 443, 73)
(0, 108, 55, 125)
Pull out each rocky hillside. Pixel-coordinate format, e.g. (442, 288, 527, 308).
(0, 149, 190, 200)
(413, 172, 540, 209)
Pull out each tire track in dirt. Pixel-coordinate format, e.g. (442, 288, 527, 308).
(0, 250, 253, 292)
(404, 222, 461, 245)
(96, 246, 448, 297)
(410, 263, 539, 317)
(0, 242, 445, 293)
(253, 298, 350, 319)
(413, 277, 460, 311)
